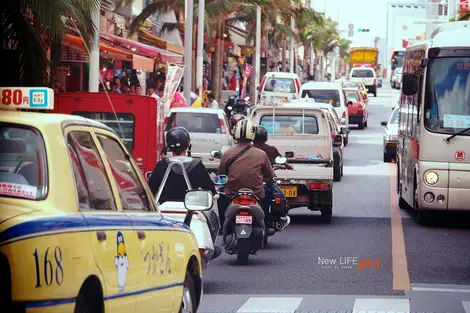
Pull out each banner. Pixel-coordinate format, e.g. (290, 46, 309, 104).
(162, 64, 184, 113)
(240, 64, 252, 99)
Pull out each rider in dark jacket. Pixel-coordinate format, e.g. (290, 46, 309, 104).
(149, 127, 216, 203)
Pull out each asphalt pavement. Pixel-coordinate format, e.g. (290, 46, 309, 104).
(199, 84, 470, 313)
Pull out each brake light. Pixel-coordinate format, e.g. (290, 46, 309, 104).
(233, 195, 257, 206)
(239, 211, 249, 216)
(357, 104, 364, 114)
(374, 79, 377, 85)
(219, 119, 227, 134)
(258, 77, 267, 96)
(309, 183, 327, 190)
(274, 198, 281, 205)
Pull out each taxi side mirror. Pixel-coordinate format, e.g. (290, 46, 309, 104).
(183, 190, 213, 226)
(381, 121, 387, 126)
(333, 134, 343, 147)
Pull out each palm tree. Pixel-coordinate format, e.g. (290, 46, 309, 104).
(337, 37, 352, 76)
(1, 0, 101, 86)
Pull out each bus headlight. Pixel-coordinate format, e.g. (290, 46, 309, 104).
(424, 171, 439, 185)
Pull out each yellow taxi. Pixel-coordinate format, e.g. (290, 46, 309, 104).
(0, 87, 212, 313)
(335, 79, 369, 105)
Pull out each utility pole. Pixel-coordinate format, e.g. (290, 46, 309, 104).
(196, 0, 205, 99)
(184, 0, 194, 103)
(88, 3, 100, 92)
(254, 6, 261, 102)
(290, 0, 295, 73)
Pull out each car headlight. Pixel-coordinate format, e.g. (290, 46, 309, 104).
(424, 170, 439, 185)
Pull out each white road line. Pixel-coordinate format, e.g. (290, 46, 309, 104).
(462, 301, 470, 313)
(412, 287, 470, 293)
(236, 297, 303, 313)
(353, 298, 410, 313)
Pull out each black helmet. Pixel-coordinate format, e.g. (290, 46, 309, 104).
(254, 126, 268, 143)
(166, 127, 190, 155)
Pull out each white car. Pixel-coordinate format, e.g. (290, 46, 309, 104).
(258, 72, 301, 105)
(164, 107, 233, 173)
(350, 67, 378, 97)
(381, 107, 399, 162)
(299, 82, 350, 146)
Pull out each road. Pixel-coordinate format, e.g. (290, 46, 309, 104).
(198, 84, 470, 313)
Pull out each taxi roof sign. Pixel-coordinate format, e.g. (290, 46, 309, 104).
(0, 87, 54, 110)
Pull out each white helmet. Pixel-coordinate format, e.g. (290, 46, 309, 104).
(233, 119, 256, 141)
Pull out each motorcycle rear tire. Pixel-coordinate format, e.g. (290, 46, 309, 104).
(263, 234, 268, 248)
(237, 238, 250, 265)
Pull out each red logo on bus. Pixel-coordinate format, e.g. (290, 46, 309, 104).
(455, 150, 466, 162)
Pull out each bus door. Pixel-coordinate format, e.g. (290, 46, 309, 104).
(54, 92, 160, 181)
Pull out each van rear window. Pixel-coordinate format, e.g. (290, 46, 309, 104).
(166, 112, 221, 133)
(301, 90, 341, 108)
(352, 69, 374, 78)
(259, 115, 319, 135)
(264, 78, 296, 93)
(73, 112, 135, 151)
(0, 124, 46, 200)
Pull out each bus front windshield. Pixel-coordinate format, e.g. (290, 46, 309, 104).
(424, 57, 470, 135)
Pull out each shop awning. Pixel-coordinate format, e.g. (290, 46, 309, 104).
(101, 33, 183, 64)
(63, 34, 133, 62)
(132, 54, 154, 72)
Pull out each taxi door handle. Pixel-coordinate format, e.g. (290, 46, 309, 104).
(96, 231, 106, 241)
(137, 231, 146, 240)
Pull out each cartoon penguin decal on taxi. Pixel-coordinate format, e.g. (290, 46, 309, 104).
(115, 231, 129, 291)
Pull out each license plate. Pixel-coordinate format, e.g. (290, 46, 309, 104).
(235, 215, 252, 224)
(280, 185, 298, 198)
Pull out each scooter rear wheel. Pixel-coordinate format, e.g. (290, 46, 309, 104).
(237, 238, 250, 265)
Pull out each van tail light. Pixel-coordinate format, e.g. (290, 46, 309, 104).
(199, 248, 208, 257)
(333, 134, 342, 145)
(357, 104, 364, 114)
(233, 195, 257, 206)
(374, 79, 377, 85)
(309, 183, 327, 190)
(295, 79, 301, 94)
(258, 77, 267, 98)
(219, 119, 227, 134)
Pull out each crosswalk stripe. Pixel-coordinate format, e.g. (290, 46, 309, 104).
(413, 287, 470, 293)
(353, 298, 410, 313)
(462, 301, 470, 313)
(236, 297, 303, 313)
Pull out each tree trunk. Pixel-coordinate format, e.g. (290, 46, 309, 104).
(281, 34, 287, 72)
(217, 20, 226, 103)
(213, 17, 223, 101)
(303, 43, 309, 77)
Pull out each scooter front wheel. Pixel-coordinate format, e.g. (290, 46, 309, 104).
(237, 238, 250, 265)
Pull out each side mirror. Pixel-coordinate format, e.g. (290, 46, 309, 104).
(274, 156, 287, 164)
(347, 100, 353, 106)
(210, 150, 222, 159)
(333, 134, 343, 147)
(381, 121, 387, 126)
(183, 190, 213, 225)
(213, 174, 228, 185)
(402, 73, 418, 95)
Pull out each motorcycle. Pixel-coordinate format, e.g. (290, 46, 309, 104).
(225, 95, 251, 131)
(210, 150, 289, 264)
(263, 158, 293, 247)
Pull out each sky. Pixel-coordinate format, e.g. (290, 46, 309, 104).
(311, 0, 389, 47)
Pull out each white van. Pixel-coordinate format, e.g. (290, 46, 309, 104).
(251, 103, 337, 223)
(299, 82, 350, 145)
(164, 107, 233, 172)
(258, 72, 301, 105)
(349, 67, 377, 97)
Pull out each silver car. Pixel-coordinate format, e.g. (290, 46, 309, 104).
(381, 107, 399, 162)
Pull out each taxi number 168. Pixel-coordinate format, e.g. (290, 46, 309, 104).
(33, 246, 64, 288)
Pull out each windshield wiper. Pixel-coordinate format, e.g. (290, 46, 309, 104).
(445, 126, 470, 143)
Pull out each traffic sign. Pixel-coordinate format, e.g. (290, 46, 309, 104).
(348, 23, 354, 30)
(348, 30, 354, 37)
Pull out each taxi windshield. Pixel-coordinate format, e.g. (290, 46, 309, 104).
(264, 78, 296, 93)
(259, 114, 319, 135)
(301, 89, 341, 107)
(424, 57, 470, 135)
(0, 124, 46, 200)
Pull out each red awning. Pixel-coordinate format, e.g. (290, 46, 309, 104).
(100, 33, 183, 64)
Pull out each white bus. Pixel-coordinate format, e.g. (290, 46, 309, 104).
(397, 21, 470, 225)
